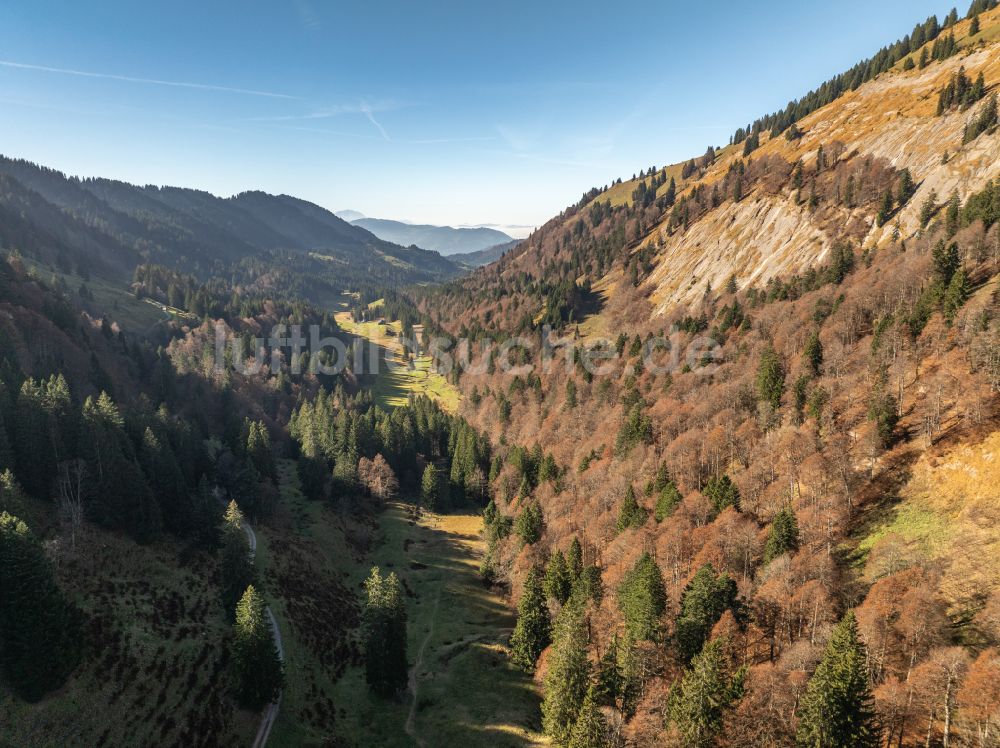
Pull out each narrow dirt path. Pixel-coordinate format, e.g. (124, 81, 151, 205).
(216, 491, 283, 748)
(404, 583, 443, 747)
(242, 520, 284, 748)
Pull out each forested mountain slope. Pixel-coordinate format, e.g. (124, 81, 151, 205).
(399, 3, 1000, 745)
(0, 156, 460, 297)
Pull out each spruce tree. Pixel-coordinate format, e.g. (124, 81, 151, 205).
(876, 189, 894, 226)
(615, 485, 647, 532)
(220, 500, 256, 615)
(942, 265, 970, 322)
(420, 463, 446, 512)
(362, 567, 408, 696)
(510, 567, 551, 671)
(231, 585, 284, 710)
(796, 611, 880, 747)
(803, 330, 824, 376)
(666, 637, 746, 747)
(756, 345, 786, 410)
(567, 536, 584, 580)
(545, 550, 573, 605)
(675, 564, 740, 662)
(763, 506, 800, 563)
(919, 190, 938, 228)
(542, 598, 591, 743)
(514, 501, 543, 545)
(617, 552, 667, 641)
(655, 481, 683, 521)
(0, 511, 81, 701)
(568, 685, 609, 748)
(704, 474, 741, 514)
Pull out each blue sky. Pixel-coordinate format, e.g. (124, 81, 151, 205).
(0, 0, 952, 232)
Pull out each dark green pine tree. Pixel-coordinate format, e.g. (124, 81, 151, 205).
(933, 239, 961, 285)
(796, 611, 880, 748)
(542, 597, 591, 743)
(970, 14, 980, 34)
(675, 564, 740, 662)
(896, 168, 915, 205)
(545, 549, 573, 605)
(615, 485, 648, 533)
(666, 637, 746, 748)
(0, 511, 81, 702)
(567, 684, 609, 748)
(515, 501, 544, 545)
(362, 567, 408, 696)
(876, 189, 895, 226)
(704, 474, 741, 514)
(420, 463, 446, 512)
(763, 506, 800, 564)
(803, 330, 824, 376)
(618, 552, 667, 641)
(756, 345, 786, 410)
(231, 585, 284, 710)
(919, 190, 938, 228)
(942, 265, 970, 323)
(245, 420, 276, 481)
(567, 537, 584, 580)
(565, 378, 578, 409)
(219, 500, 257, 615)
(655, 480, 683, 522)
(510, 567, 551, 671)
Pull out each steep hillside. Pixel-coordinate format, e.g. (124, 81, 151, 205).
(399, 5, 1000, 746)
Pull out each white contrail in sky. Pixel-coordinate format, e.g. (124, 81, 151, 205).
(361, 102, 390, 141)
(0, 59, 296, 99)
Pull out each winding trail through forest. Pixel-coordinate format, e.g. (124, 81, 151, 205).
(404, 583, 443, 747)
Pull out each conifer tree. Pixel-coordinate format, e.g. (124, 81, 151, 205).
(876, 189, 894, 226)
(763, 506, 800, 563)
(545, 549, 573, 605)
(568, 685, 609, 748)
(510, 567, 551, 671)
(942, 265, 970, 322)
(655, 481, 683, 521)
(756, 345, 786, 410)
(567, 536, 583, 580)
(565, 378, 577, 409)
(618, 552, 667, 641)
(0, 511, 81, 701)
(796, 611, 880, 747)
(666, 637, 746, 747)
(420, 463, 446, 511)
(920, 190, 938, 228)
(704, 474, 741, 514)
(675, 564, 740, 662)
(362, 567, 408, 696)
(515, 501, 543, 545)
(219, 500, 256, 615)
(542, 598, 591, 743)
(803, 330, 824, 376)
(970, 14, 980, 34)
(615, 485, 647, 533)
(231, 585, 284, 710)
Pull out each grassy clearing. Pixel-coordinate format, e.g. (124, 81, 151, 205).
(260, 461, 542, 746)
(330, 503, 545, 747)
(24, 259, 178, 332)
(0, 496, 250, 747)
(856, 431, 1000, 615)
(336, 311, 461, 412)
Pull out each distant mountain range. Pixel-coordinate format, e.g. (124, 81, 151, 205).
(451, 239, 520, 267)
(336, 212, 515, 256)
(0, 156, 460, 299)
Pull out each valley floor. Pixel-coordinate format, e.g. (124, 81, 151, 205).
(259, 461, 544, 747)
